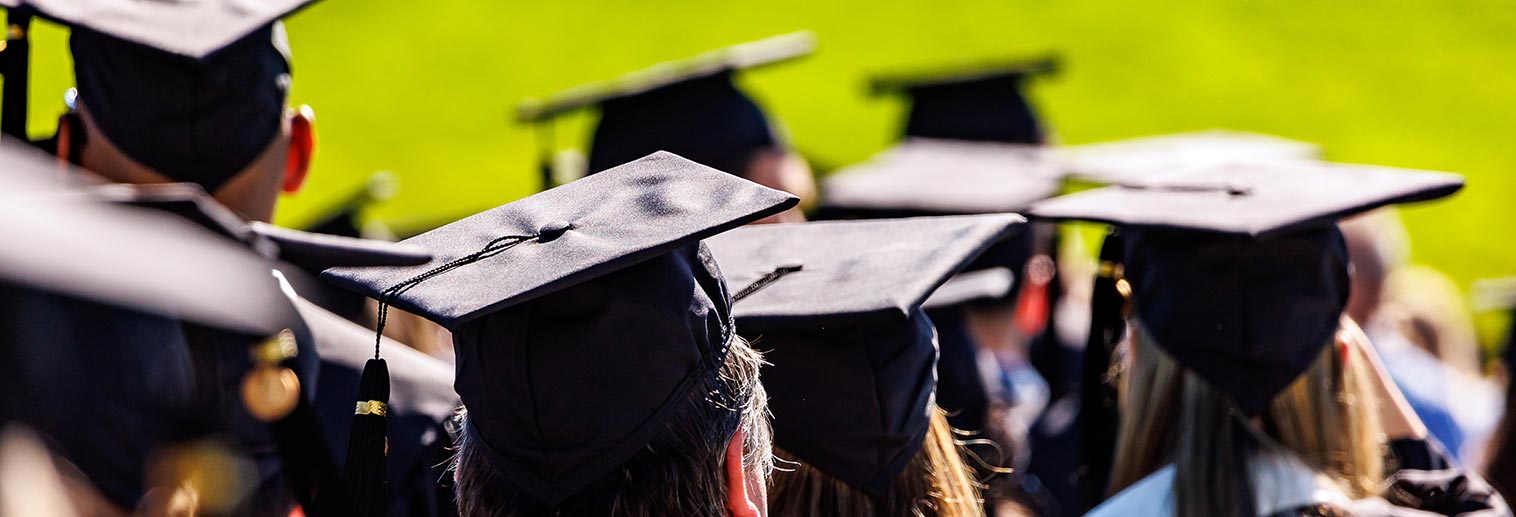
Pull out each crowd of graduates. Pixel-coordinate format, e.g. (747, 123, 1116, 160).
(3, 1, 1516, 516)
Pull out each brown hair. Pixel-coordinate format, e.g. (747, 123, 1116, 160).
(1109, 323, 1385, 517)
(767, 409, 985, 517)
(450, 336, 772, 516)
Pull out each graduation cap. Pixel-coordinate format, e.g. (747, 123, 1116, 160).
(0, 142, 294, 335)
(1027, 159, 1463, 413)
(822, 138, 1061, 216)
(12, 0, 321, 192)
(704, 214, 1025, 495)
(517, 32, 814, 188)
(819, 138, 1061, 302)
(324, 152, 798, 504)
(870, 55, 1058, 144)
(87, 182, 432, 271)
(1059, 130, 1323, 185)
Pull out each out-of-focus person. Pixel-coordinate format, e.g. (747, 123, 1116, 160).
(518, 32, 817, 223)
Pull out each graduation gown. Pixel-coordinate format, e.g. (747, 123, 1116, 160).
(296, 297, 461, 517)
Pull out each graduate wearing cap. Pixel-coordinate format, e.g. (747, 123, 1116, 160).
(519, 32, 816, 222)
(870, 55, 1057, 145)
(1027, 159, 1505, 516)
(0, 141, 324, 513)
(13, 1, 466, 514)
(705, 214, 1026, 516)
(326, 152, 799, 516)
(819, 137, 1065, 513)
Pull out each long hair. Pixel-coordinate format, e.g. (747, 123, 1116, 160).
(1108, 320, 1385, 517)
(450, 336, 773, 516)
(767, 409, 985, 517)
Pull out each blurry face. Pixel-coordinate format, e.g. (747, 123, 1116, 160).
(744, 148, 815, 225)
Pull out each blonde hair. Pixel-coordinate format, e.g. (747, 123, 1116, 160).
(767, 409, 985, 517)
(1109, 321, 1385, 517)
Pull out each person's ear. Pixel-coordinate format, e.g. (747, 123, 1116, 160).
(281, 104, 316, 194)
(724, 429, 762, 517)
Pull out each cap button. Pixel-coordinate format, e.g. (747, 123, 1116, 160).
(536, 220, 573, 242)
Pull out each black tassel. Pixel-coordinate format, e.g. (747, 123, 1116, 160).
(345, 357, 389, 517)
(1075, 231, 1128, 512)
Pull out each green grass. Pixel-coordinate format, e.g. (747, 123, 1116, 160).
(12, 1, 1516, 342)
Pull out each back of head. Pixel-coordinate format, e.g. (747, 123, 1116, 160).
(70, 24, 293, 193)
(1111, 326, 1385, 517)
(451, 332, 771, 516)
(768, 410, 984, 517)
(446, 244, 773, 516)
(588, 72, 779, 177)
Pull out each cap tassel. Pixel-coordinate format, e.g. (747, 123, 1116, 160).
(345, 357, 389, 517)
(1075, 231, 1128, 512)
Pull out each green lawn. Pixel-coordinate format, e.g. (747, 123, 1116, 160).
(13, 1, 1516, 342)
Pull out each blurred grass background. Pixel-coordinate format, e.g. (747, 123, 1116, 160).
(14, 1, 1516, 342)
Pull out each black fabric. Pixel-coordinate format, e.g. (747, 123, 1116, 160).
(1123, 226, 1351, 414)
(756, 311, 939, 496)
(69, 23, 290, 192)
(902, 73, 1046, 144)
(707, 215, 1024, 328)
(588, 71, 777, 177)
(250, 222, 431, 270)
(705, 215, 1022, 494)
(1027, 160, 1465, 239)
(325, 152, 797, 330)
(0, 286, 198, 507)
(926, 306, 989, 432)
(452, 243, 734, 504)
(298, 299, 460, 517)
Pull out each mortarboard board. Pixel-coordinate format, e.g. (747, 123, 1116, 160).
(0, 142, 293, 335)
(819, 138, 1061, 301)
(1059, 130, 1323, 185)
(871, 55, 1058, 144)
(87, 182, 433, 271)
(1027, 159, 1463, 413)
(324, 152, 798, 503)
(517, 32, 814, 186)
(821, 138, 1061, 216)
(13, 0, 321, 192)
(705, 214, 1025, 495)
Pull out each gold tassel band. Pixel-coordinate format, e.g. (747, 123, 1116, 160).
(1097, 261, 1124, 279)
(354, 400, 388, 417)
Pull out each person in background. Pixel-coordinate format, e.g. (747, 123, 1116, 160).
(29, 0, 462, 513)
(1030, 158, 1505, 516)
(517, 32, 817, 223)
(1343, 208, 1502, 465)
(707, 215, 1031, 516)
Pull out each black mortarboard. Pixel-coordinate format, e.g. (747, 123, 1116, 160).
(325, 152, 798, 503)
(0, 143, 292, 334)
(822, 138, 1061, 216)
(705, 214, 1025, 495)
(86, 182, 432, 271)
(1028, 160, 1463, 413)
(819, 138, 1061, 297)
(871, 56, 1058, 144)
(15, 0, 320, 192)
(518, 32, 814, 181)
(1060, 130, 1322, 185)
